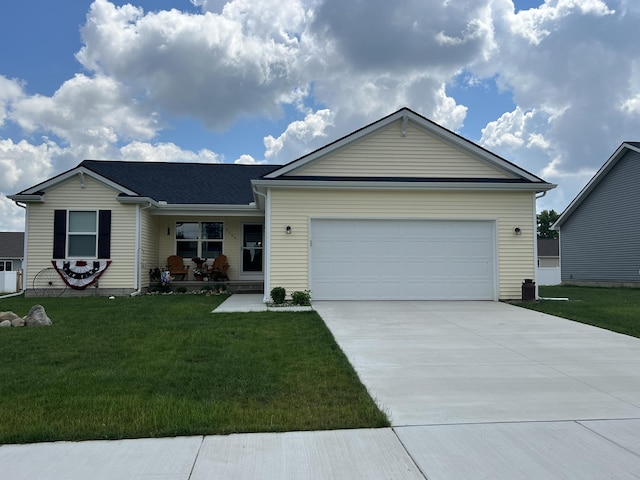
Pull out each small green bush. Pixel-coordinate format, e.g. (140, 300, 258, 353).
(291, 290, 311, 306)
(271, 286, 286, 304)
(176, 286, 187, 294)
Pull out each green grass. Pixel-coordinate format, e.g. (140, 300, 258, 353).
(512, 285, 640, 338)
(0, 294, 388, 444)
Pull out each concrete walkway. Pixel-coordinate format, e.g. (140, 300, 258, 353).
(212, 293, 313, 313)
(2, 299, 640, 478)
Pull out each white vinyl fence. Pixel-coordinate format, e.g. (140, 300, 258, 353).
(0, 271, 19, 293)
(536, 267, 561, 286)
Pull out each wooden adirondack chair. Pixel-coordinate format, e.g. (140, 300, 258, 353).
(210, 254, 229, 281)
(167, 255, 189, 280)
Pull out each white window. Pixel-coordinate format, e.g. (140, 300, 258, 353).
(0, 261, 12, 271)
(68, 211, 97, 258)
(175, 222, 223, 259)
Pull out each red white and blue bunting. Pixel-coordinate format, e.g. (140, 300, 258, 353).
(52, 260, 112, 290)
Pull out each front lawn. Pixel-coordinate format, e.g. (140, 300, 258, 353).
(513, 285, 640, 339)
(0, 294, 388, 444)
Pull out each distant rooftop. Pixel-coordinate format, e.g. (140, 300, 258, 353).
(0, 232, 24, 258)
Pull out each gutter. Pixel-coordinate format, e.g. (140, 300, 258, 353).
(252, 178, 557, 193)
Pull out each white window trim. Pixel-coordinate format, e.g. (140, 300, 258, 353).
(175, 221, 225, 259)
(67, 210, 98, 259)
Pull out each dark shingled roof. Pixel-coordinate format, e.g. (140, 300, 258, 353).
(80, 160, 281, 205)
(0, 232, 24, 258)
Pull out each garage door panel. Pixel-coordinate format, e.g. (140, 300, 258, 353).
(310, 219, 496, 300)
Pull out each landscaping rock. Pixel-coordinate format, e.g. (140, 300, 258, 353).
(24, 305, 53, 327)
(0, 311, 19, 322)
(0, 320, 10, 328)
(11, 317, 25, 327)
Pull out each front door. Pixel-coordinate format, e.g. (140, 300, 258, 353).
(241, 224, 263, 276)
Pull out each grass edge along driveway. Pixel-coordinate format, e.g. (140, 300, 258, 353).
(0, 294, 388, 445)
(512, 284, 640, 339)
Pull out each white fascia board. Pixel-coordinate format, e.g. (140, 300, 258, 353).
(252, 179, 556, 192)
(553, 142, 639, 228)
(20, 166, 138, 196)
(149, 204, 265, 217)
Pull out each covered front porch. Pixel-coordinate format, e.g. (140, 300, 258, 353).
(145, 213, 266, 292)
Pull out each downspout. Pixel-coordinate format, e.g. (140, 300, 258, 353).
(533, 191, 547, 299)
(1, 202, 29, 298)
(130, 202, 152, 297)
(252, 185, 270, 303)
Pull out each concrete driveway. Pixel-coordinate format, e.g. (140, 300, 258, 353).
(314, 300, 640, 478)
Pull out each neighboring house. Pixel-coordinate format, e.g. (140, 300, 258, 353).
(0, 232, 24, 272)
(0, 232, 24, 293)
(554, 142, 640, 286)
(536, 237, 561, 286)
(537, 238, 559, 268)
(10, 108, 555, 300)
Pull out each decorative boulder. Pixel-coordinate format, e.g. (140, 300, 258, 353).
(24, 305, 53, 327)
(0, 311, 19, 323)
(11, 317, 26, 328)
(0, 320, 10, 328)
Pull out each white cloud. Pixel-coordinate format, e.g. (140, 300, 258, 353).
(76, 0, 310, 129)
(481, 107, 538, 150)
(11, 74, 158, 148)
(0, 138, 61, 233)
(0, 76, 24, 126)
(234, 154, 266, 165)
(0, 139, 58, 192)
(264, 109, 334, 162)
(0, 194, 26, 232)
(120, 141, 222, 163)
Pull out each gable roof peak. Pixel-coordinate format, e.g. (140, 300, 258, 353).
(264, 107, 551, 185)
(554, 141, 640, 228)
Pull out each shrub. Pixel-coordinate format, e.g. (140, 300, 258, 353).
(176, 286, 187, 294)
(291, 290, 311, 306)
(270, 287, 286, 304)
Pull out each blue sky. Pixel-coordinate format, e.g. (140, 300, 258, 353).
(1, 0, 639, 231)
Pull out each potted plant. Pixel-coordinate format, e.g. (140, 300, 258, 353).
(193, 266, 206, 280)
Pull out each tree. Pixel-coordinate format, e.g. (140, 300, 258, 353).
(537, 209, 559, 239)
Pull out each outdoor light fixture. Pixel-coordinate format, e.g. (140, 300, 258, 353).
(285, 225, 292, 234)
(514, 227, 522, 235)
(167, 227, 171, 236)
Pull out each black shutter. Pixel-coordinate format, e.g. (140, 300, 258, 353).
(53, 210, 66, 259)
(98, 210, 111, 259)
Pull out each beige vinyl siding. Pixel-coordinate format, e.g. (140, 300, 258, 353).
(155, 216, 263, 281)
(25, 175, 137, 291)
(290, 123, 514, 179)
(269, 188, 535, 299)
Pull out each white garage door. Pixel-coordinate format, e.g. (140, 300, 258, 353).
(310, 219, 496, 300)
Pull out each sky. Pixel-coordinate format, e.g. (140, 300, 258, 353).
(1, 0, 639, 232)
